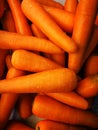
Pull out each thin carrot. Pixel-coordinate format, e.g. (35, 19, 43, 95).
(37, 0, 63, 9)
(76, 73, 98, 98)
(64, 0, 78, 13)
(0, 0, 5, 18)
(46, 91, 89, 110)
(42, 5, 74, 33)
(36, 120, 91, 130)
(1, 10, 16, 32)
(11, 49, 62, 72)
(83, 55, 98, 77)
(68, 0, 98, 73)
(16, 94, 33, 119)
(32, 95, 98, 128)
(0, 30, 63, 54)
(6, 120, 34, 130)
(7, 0, 32, 35)
(6, 54, 12, 69)
(0, 68, 77, 93)
(21, 0, 78, 53)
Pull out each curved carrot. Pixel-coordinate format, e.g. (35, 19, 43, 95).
(36, 120, 90, 130)
(11, 49, 62, 72)
(0, 30, 63, 54)
(0, 68, 77, 93)
(0, 0, 5, 18)
(76, 74, 98, 98)
(32, 95, 98, 128)
(68, 0, 98, 73)
(83, 55, 98, 77)
(1, 10, 16, 32)
(21, 0, 77, 53)
(7, 0, 32, 35)
(46, 91, 89, 110)
(64, 0, 78, 13)
(42, 5, 74, 33)
(6, 120, 34, 130)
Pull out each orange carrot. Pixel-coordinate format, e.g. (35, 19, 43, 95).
(0, 30, 63, 54)
(37, 0, 63, 9)
(31, 24, 47, 39)
(32, 95, 98, 128)
(83, 55, 98, 77)
(46, 91, 89, 110)
(64, 0, 78, 13)
(0, 67, 25, 129)
(7, 0, 32, 35)
(0, 0, 5, 18)
(76, 73, 98, 98)
(11, 49, 62, 72)
(0, 49, 9, 79)
(17, 94, 33, 119)
(6, 120, 34, 130)
(21, 0, 77, 53)
(68, 0, 98, 73)
(6, 54, 12, 69)
(1, 10, 16, 32)
(36, 120, 91, 130)
(42, 5, 74, 33)
(0, 68, 77, 93)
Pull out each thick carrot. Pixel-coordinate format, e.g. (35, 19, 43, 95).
(37, 0, 63, 9)
(42, 5, 74, 33)
(16, 94, 33, 119)
(31, 24, 47, 39)
(0, 0, 5, 18)
(21, 0, 77, 53)
(0, 30, 63, 54)
(11, 49, 62, 72)
(76, 73, 98, 98)
(1, 10, 16, 32)
(7, 0, 32, 35)
(32, 95, 98, 128)
(6, 120, 34, 130)
(36, 120, 91, 130)
(0, 67, 25, 129)
(64, 0, 78, 13)
(0, 49, 9, 79)
(68, 0, 98, 73)
(0, 68, 77, 93)
(83, 55, 98, 77)
(6, 54, 12, 69)
(46, 91, 89, 110)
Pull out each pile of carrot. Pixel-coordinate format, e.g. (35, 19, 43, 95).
(0, 0, 98, 129)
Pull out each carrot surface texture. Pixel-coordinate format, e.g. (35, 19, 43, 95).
(0, 30, 63, 54)
(32, 95, 98, 128)
(21, 0, 77, 53)
(0, 68, 77, 93)
(68, 0, 98, 73)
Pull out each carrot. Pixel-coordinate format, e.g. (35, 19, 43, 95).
(6, 54, 12, 69)
(7, 0, 32, 35)
(31, 24, 47, 39)
(0, 30, 63, 54)
(37, 0, 63, 9)
(76, 73, 98, 98)
(83, 55, 98, 77)
(0, 49, 9, 79)
(21, 0, 77, 53)
(46, 91, 89, 110)
(0, 68, 77, 93)
(16, 94, 33, 119)
(32, 95, 98, 128)
(0, 67, 25, 129)
(1, 10, 16, 32)
(68, 0, 98, 73)
(64, 0, 78, 13)
(36, 120, 91, 130)
(0, 0, 5, 18)
(95, 14, 98, 25)
(11, 49, 62, 72)
(6, 120, 34, 130)
(42, 5, 74, 33)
